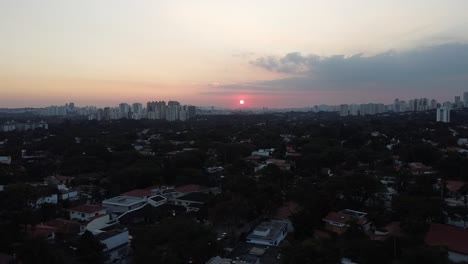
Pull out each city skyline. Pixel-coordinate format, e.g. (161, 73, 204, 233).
(1, 1, 468, 108)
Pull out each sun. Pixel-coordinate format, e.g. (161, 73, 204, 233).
(239, 99, 245, 105)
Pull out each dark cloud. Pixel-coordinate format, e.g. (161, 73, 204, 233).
(240, 43, 468, 92)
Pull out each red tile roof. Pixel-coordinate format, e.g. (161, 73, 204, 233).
(44, 218, 81, 234)
(425, 223, 468, 254)
(174, 184, 208, 193)
(121, 189, 152, 198)
(322, 211, 368, 226)
(446, 180, 468, 193)
(27, 224, 57, 237)
(69, 204, 106, 213)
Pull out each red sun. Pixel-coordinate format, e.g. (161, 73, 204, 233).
(239, 99, 245, 105)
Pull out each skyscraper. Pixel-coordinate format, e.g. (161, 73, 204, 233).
(339, 104, 349, 116)
(436, 107, 450, 123)
(464, 92, 468, 107)
(119, 103, 130, 119)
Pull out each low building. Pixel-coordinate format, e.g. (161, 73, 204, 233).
(251, 148, 275, 157)
(102, 196, 147, 214)
(69, 204, 107, 221)
(95, 225, 129, 263)
(44, 218, 84, 235)
(246, 220, 288, 247)
(0, 156, 11, 165)
(35, 193, 59, 207)
(425, 223, 468, 263)
(171, 192, 210, 212)
(322, 209, 371, 234)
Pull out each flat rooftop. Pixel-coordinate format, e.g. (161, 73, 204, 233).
(246, 220, 287, 242)
(102, 196, 145, 206)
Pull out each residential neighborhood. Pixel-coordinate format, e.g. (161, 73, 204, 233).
(2, 108, 468, 263)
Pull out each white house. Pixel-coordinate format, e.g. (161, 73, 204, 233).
(69, 204, 107, 221)
(251, 148, 275, 157)
(102, 196, 147, 214)
(246, 220, 288, 247)
(0, 156, 11, 165)
(95, 226, 129, 264)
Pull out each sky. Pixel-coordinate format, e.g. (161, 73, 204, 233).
(1, 0, 468, 108)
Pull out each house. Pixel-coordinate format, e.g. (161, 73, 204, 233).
(44, 175, 74, 187)
(59, 189, 79, 201)
(322, 209, 371, 234)
(102, 196, 147, 214)
(445, 180, 468, 198)
(0, 156, 11, 165)
(254, 159, 291, 172)
(251, 148, 275, 157)
(27, 224, 57, 240)
(246, 220, 288, 247)
(118, 203, 186, 225)
(171, 192, 210, 212)
(370, 222, 402, 241)
(168, 184, 219, 199)
(207, 255, 260, 264)
(227, 241, 281, 263)
(444, 207, 468, 228)
(69, 204, 107, 221)
(425, 223, 468, 263)
(94, 225, 129, 263)
(408, 162, 434, 175)
(35, 193, 59, 207)
(44, 218, 84, 235)
(121, 189, 153, 199)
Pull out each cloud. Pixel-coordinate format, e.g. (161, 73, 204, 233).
(241, 43, 468, 93)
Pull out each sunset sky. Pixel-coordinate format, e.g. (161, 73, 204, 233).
(1, 0, 468, 108)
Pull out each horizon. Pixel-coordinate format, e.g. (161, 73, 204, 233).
(1, 1, 468, 108)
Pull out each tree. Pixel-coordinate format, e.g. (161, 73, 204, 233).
(17, 237, 64, 264)
(76, 231, 106, 264)
(133, 217, 218, 264)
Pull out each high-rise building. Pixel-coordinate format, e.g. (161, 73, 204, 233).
(103, 107, 111, 120)
(393, 99, 400, 112)
(430, 99, 437, 109)
(464, 92, 468, 107)
(187, 105, 196, 119)
(436, 107, 450, 123)
(166, 104, 181, 121)
(119, 103, 130, 119)
(339, 104, 349, 116)
(132, 103, 142, 114)
(147, 101, 167, 119)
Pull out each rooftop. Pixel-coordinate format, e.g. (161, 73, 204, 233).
(121, 189, 152, 198)
(174, 184, 209, 193)
(69, 204, 106, 213)
(322, 209, 368, 226)
(246, 220, 288, 243)
(102, 196, 145, 206)
(176, 192, 210, 203)
(150, 195, 166, 202)
(425, 223, 468, 254)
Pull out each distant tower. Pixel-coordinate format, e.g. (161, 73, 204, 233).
(394, 98, 400, 112)
(436, 107, 450, 123)
(464, 92, 468, 107)
(339, 104, 349, 116)
(119, 103, 130, 119)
